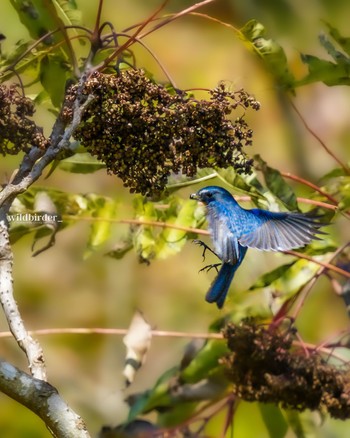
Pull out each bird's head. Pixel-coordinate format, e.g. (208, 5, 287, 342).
(190, 186, 234, 205)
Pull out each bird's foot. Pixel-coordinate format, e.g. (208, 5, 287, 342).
(193, 239, 219, 261)
(199, 263, 222, 274)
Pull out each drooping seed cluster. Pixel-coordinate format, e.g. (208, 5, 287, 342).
(222, 322, 350, 419)
(62, 69, 260, 195)
(0, 84, 49, 156)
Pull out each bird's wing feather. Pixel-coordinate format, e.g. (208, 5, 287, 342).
(207, 204, 241, 264)
(238, 209, 325, 251)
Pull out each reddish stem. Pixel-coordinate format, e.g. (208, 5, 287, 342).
(281, 171, 338, 204)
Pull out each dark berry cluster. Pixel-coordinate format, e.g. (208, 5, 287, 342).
(0, 84, 49, 156)
(62, 69, 260, 195)
(222, 322, 350, 419)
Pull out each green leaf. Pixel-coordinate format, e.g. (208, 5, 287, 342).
(9, 224, 34, 244)
(259, 404, 288, 438)
(133, 197, 159, 262)
(127, 366, 179, 420)
(9, 0, 78, 75)
(106, 239, 133, 260)
(40, 54, 69, 107)
(285, 410, 318, 438)
(249, 262, 296, 290)
(297, 54, 350, 87)
(0, 40, 46, 83)
(217, 168, 266, 207)
(10, 0, 66, 46)
(239, 19, 295, 91)
(155, 199, 197, 259)
(255, 155, 298, 211)
(325, 22, 350, 57)
(53, 0, 81, 26)
(252, 258, 320, 301)
(218, 167, 282, 210)
(321, 167, 348, 180)
(84, 197, 117, 258)
(59, 152, 106, 174)
(319, 33, 349, 65)
(157, 402, 198, 428)
(180, 339, 228, 383)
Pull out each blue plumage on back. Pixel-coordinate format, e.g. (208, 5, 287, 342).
(190, 186, 326, 309)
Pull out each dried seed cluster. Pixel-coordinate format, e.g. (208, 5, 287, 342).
(0, 84, 49, 156)
(62, 69, 260, 195)
(222, 322, 350, 419)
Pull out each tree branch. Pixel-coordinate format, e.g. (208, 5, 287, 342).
(0, 75, 95, 379)
(0, 221, 46, 380)
(0, 359, 90, 438)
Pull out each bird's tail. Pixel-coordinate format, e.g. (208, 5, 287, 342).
(206, 263, 236, 309)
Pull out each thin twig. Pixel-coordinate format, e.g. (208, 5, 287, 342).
(137, 0, 217, 40)
(97, 0, 169, 71)
(281, 171, 338, 205)
(290, 100, 350, 175)
(290, 243, 349, 320)
(285, 250, 350, 278)
(0, 327, 223, 340)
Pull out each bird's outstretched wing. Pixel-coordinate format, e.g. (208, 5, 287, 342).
(238, 210, 326, 251)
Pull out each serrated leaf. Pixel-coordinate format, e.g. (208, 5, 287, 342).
(239, 19, 295, 91)
(259, 404, 288, 438)
(59, 152, 106, 174)
(255, 155, 298, 211)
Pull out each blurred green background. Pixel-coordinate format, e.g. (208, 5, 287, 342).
(0, 0, 350, 436)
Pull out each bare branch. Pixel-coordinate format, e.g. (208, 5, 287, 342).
(0, 221, 46, 380)
(0, 359, 90, 438)
(0, 75, 95, 378)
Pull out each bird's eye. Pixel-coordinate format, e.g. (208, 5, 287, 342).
(206, 192, 213, 198)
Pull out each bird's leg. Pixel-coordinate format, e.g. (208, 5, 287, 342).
(199, 263, 222, 274)
(193, 239, 219, 261)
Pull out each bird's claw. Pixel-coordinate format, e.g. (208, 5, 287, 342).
(199, 263, 222, 274)
(193, 239, 218, 261)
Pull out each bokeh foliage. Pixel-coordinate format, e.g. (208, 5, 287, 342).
(0, 1, 350, 437)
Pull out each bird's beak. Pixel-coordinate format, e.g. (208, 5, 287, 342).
(190, 193, 200, 201)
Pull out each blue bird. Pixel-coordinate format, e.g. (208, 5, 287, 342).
(190, 186, 326, 309)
